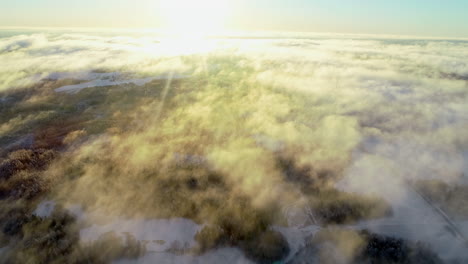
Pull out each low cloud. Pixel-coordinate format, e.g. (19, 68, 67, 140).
(0, 31, 467, 263)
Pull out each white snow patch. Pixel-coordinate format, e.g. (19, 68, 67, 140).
(273, 225, 321, 262)
(33, 200, 56, 218)
(113, 247, 253, 264)
(66, 206, 251, 264)
(54, 73, 188, 93)
(80, 218, 203, 252)
(337, 154, 468, 261)
(45, 71, 121, 81)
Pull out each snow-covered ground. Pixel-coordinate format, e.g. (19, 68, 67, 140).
(52, 72, 188, 93)
(336, 154, 468, 261)
(114, 247, 253, 264)
(54, 205, 252, 263)
(347, 189, 468, 260)
(274, 225, 321, 263)
(80, 218, 203, 253)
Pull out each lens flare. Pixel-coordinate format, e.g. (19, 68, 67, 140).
(159, 0, 230, 37)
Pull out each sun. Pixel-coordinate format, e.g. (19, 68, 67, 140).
(159, 0, 230, 37)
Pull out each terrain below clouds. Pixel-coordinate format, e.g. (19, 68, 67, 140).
(0, 30, 467, 264)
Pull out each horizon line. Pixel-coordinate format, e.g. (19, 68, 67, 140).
(1, 26, 467, 41)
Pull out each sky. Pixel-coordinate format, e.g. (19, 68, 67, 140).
(1, 0, 468, 38)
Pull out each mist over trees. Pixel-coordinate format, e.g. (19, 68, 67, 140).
(0, 32, 467, 263)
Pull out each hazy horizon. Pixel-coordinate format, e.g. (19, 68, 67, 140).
(2, 27, 468, 42)
(2, 0, 468, 38)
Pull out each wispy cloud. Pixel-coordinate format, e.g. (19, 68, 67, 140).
(1, 32, 467, 263)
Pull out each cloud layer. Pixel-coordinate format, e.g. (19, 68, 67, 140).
(0, 31, 467, 263)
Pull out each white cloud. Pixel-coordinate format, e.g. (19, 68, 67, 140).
(1, 31, 468, 262)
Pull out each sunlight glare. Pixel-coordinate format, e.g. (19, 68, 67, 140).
(160, 0, 230, 37)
